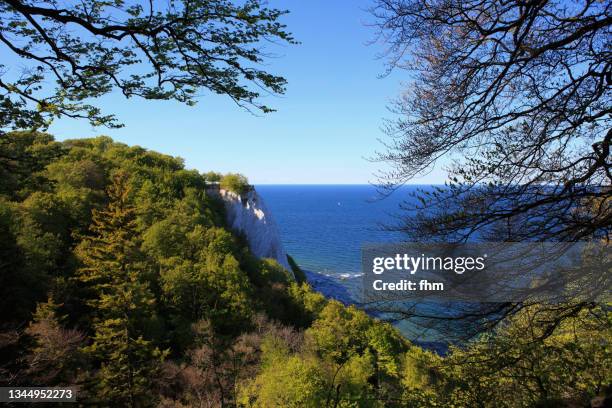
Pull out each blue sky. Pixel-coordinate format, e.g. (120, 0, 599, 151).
(47, 0, 447, 184)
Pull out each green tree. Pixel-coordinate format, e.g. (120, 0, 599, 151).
(204, 171, 222, 183)
(0, 198, 28, 323)
(76, 171, 165, 407)
(0, 131, 62, 199)
(255, 258, 293, 286)
(304, 301, 408, 407)
(0, 0, 296, 135)
(220, 173, 250, 195)
(306, 302, 373, 366)
(237, 336, 328, 408)
(398, 346, 442, 407)
(438, 305, 612, 408)
(284, 282, 327, 327)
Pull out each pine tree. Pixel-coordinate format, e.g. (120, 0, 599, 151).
(76, 172, 165, 407)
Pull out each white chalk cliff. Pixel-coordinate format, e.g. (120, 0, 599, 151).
(209, 187, 293, 276)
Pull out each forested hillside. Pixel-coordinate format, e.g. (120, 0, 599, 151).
(0, 132, 608, 407)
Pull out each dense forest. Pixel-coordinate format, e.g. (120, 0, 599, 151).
(0, 131, 608, 407)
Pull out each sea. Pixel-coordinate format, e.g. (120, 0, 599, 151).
(256, 184, 412, 280)
(256, 185, 449, 347)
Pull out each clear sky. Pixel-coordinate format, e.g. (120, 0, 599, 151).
(47, 0, 447, 184)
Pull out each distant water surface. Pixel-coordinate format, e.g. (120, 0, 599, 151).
(256, 185, 450, 349)
(255, 184, 415, 277)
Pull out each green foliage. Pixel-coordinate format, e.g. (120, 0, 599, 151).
(436, 305, 612, 408)
(237, 336, 327, 407)
(0, 0, 295, 134)
(273, 282, 328, 328)
(0, 131, 608, 407)
(240, 355, 327, 407)
(238, 300, 413, 407)
(306, 302, 373, 365)
(204, 171, 222, 183)
(288, 282, 328, 318)
(302, 301, 410, 406)
(0, 131, 62, 199)
(256, 258, 294, 285)
(76, 172, 166, 405)
(0, 198, 29, 320)
(400, 346, 440, 392)
(220, 173, 251, 195)
(366, 322, 408, 378)
(87, 319, 165, 407)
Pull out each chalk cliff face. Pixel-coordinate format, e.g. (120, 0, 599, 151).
(212, 188, 293, 276)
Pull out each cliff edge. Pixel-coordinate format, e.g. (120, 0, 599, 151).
(209, 186, 293, 276)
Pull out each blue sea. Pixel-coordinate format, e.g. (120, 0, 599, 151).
(256, 185, 416, 301)
(256, 184, 411, 275)
(256, 185, 450, 348)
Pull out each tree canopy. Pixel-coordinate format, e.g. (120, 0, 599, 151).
(0, 131, 608, 407)
(0, 0, 295, 133)
(221, 172, 250, 194)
